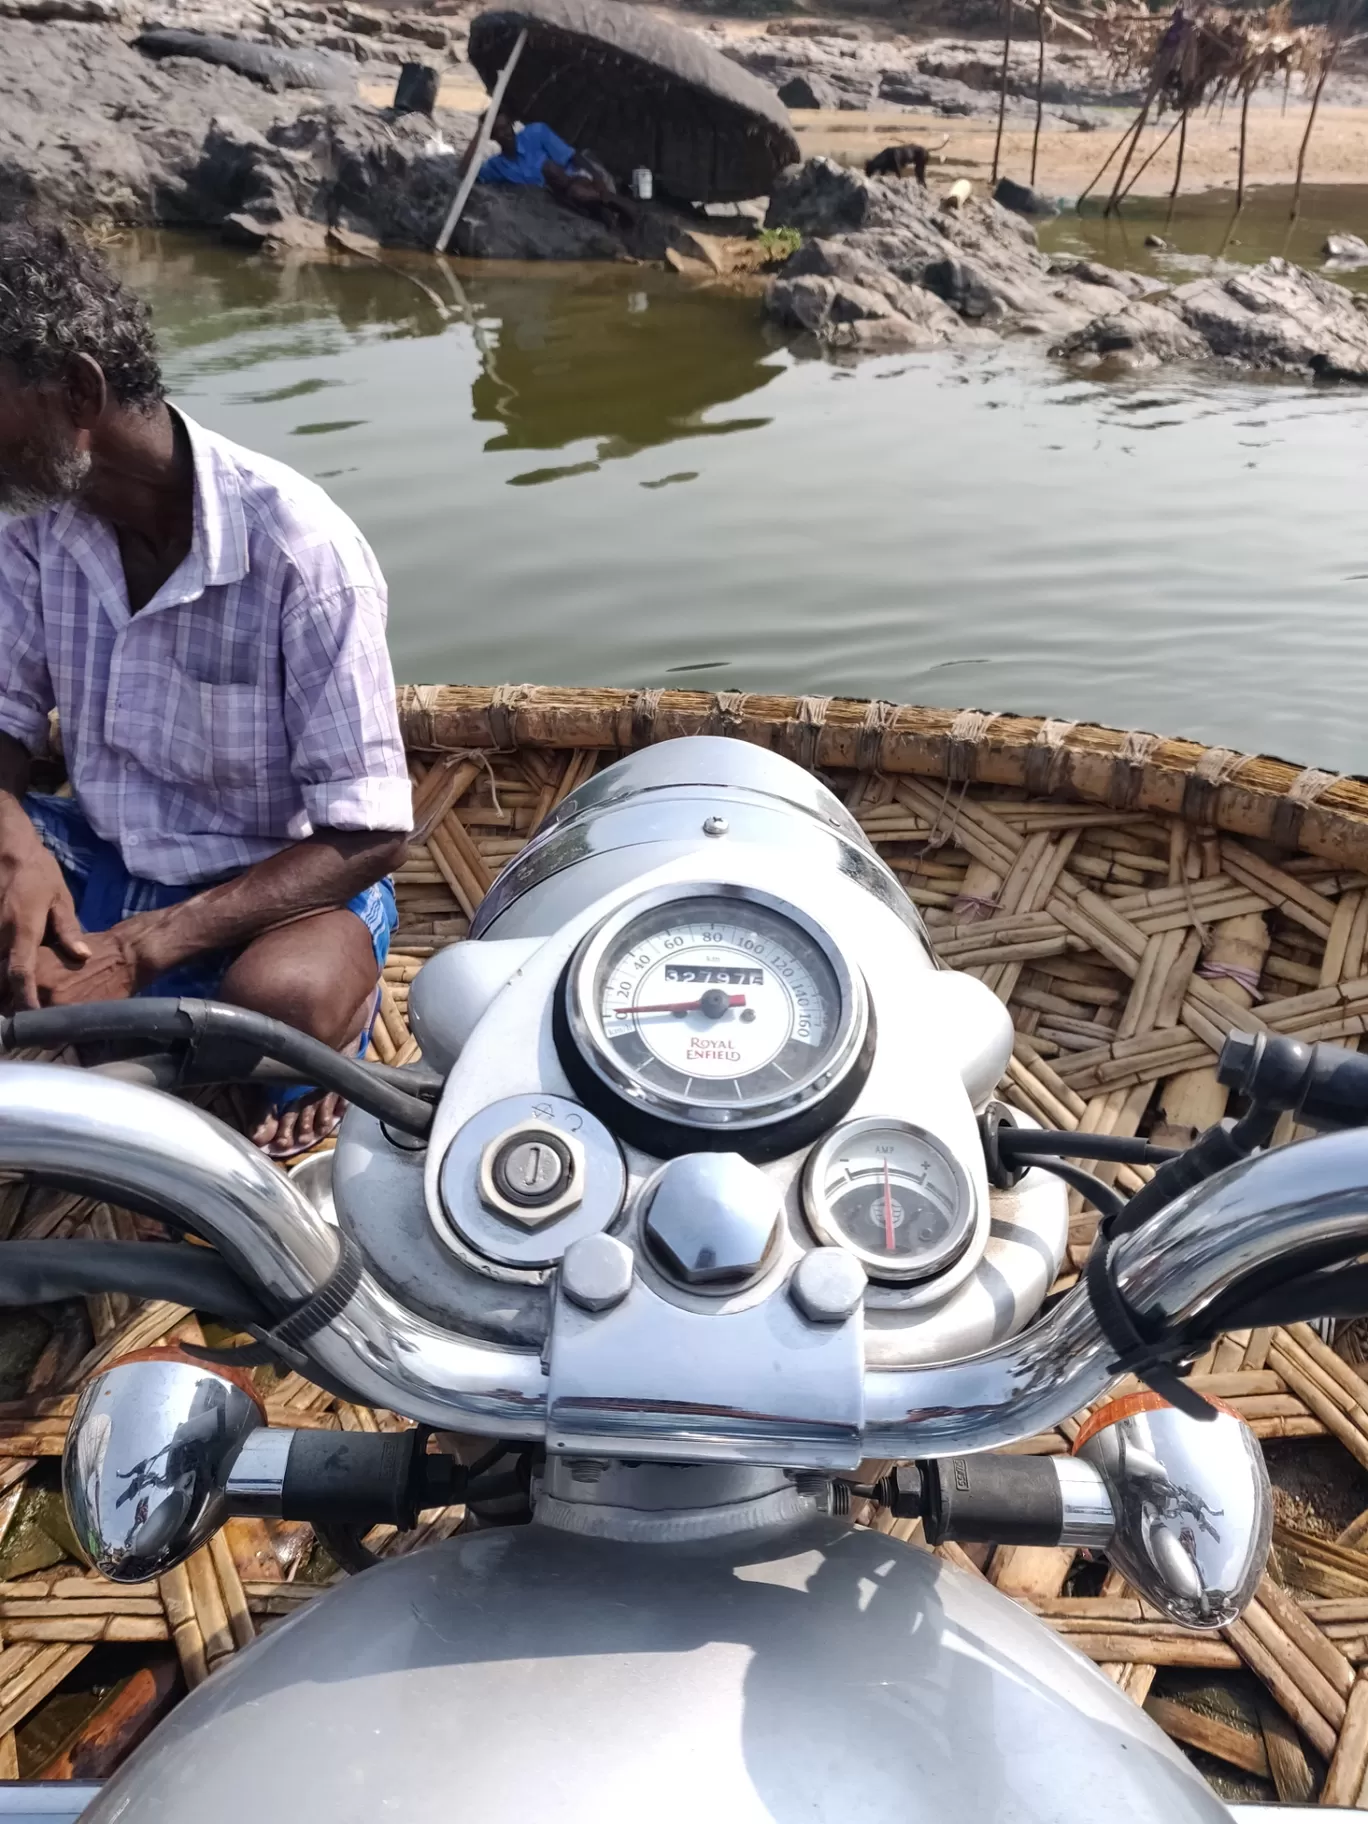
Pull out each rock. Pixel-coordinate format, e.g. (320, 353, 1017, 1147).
(0, 18, 289, 221)
(390, 16, 448, 50)
(0, 0, 120, 19)
(764, 157, 1108, 347)
(220, 208, 329, 250)
(337, 4, 386, 35)
(1052, 300, 1207, 370)
(768, 271, 959, 353)
(135, 27, 357, 92)
(1169, 258, 1368, 380)
(455, 182, 624, 260)
(1048, 254, 1158, 298)
(993, 176, 1059, 219)
(1324, 232, 1368, 266)
(777, 73, 840, 110)
(1143, 233, 1170, 250)
(766, 156, 876, 237)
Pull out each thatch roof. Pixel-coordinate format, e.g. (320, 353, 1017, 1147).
(468, 0, 799, 203)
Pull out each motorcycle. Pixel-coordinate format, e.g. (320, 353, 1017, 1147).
(3, 736, 1368, 1823)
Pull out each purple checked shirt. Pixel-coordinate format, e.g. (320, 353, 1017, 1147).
(0, 408, 412, 886)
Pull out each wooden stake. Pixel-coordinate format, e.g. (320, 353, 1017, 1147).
(1117, 113, 1183, 206)
(1165, 106, 1188, 226)
(1030, 0, 1046, 188)
(1291, 39, 1338, 225)
(1103, 83, 1159, 218)
(992, 0, 1013, 184)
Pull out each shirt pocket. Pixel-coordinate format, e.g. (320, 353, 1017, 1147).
(111, 668, 268, 792)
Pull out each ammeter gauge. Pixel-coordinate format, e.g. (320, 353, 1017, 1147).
(803, 1118, 976, 1283)
(557, 884, 871, 1158)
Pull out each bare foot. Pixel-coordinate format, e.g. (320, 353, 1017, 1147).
(250, 1089, 346, 1160)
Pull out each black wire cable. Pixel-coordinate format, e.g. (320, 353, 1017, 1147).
(0, 1240, 269, 1328)
(996, 1128, 1180, 1167)
(2, 999, 434, 1136)
(1019, 1156, 1127, 1224)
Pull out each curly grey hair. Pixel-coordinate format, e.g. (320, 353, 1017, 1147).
(0, 215, 163, 408)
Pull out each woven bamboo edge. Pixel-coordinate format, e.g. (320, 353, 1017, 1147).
(396, 686, 1368, 873)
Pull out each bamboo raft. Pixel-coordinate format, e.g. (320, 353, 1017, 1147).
(9, 685, 1368, 1800)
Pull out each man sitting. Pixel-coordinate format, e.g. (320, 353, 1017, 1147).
(0, 216, 411, 1157)
(471, 113, 631, 225)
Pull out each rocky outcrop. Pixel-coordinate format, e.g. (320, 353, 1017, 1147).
(1167, 260, 1368, 380)
(1054, 260, 1368, 378)
(765, 158, 1154, 347)
(768, 237, 987, 351)
(0, 15, 659, 259)
(718, 29, 1130, 128)
(765, 159, 1368, 382)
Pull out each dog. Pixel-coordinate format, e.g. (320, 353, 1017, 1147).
(864, 136, 949, 187)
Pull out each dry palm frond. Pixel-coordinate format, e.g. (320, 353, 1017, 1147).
(1094, 2, 1332, 116)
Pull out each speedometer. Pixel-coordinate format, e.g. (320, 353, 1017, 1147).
(557, 885, 871, 1157)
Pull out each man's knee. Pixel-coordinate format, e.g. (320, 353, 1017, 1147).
(219, 915, 378, 1047)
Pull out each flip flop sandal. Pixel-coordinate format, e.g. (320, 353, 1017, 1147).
(260, 1083, 345, 1163)
(256, 988, 381, 1163)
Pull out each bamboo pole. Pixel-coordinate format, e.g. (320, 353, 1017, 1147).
(1116, 113, 1183, 207)
(992, 0, 1013, 184)
(1103, 82, 1161, 218)
(435, 28, 528, 254)
(1291, 35, 1340, 225)
(1030, 0, 1046, 188)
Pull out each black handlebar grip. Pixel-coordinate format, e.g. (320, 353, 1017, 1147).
(921, 1454, 1065, 1547)
(1219, 1031, 1368, 1132)
(280, 1429, 422, 1529)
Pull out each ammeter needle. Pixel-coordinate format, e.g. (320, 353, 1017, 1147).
(883, 1159, 896, 1253)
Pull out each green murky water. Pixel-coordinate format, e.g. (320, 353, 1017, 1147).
(115, 191, 1368, 773)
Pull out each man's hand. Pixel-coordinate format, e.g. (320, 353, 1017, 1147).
(0, 799, 89, 1010)
(34, 924, 145, 1006)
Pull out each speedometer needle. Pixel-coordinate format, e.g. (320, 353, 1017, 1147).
(883, 1159, 896, 1252)
(614, 993, 746, 1017)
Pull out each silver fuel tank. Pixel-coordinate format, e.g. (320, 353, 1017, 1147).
(80, 1503, 1231, 1824)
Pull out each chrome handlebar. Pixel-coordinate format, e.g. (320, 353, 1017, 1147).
(3, 1063, 1368, 1458)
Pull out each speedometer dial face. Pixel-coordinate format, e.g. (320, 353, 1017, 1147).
(804, 1119, 976, 1282)
(561, 886, 869, 1141)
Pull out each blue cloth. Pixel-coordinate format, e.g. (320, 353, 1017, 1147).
(479, 121, 577, 188)
(24, 792, 396, 1002)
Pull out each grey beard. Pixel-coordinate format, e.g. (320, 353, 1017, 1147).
(0, 440, 92, 517)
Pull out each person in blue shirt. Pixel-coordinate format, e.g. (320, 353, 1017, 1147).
(467, 113, 631, 224)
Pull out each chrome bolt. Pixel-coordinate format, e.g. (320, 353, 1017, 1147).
(561, 1233, 634, 1313)
(702, 815, 729, 837)
(790, 1248, 867, 1324)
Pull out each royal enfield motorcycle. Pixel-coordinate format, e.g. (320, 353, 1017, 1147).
(2, 738, 1367, 1822)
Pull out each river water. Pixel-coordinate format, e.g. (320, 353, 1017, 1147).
(114, 193, 1368, 773)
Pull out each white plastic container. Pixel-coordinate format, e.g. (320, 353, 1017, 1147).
(631, 167, 653, 201)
